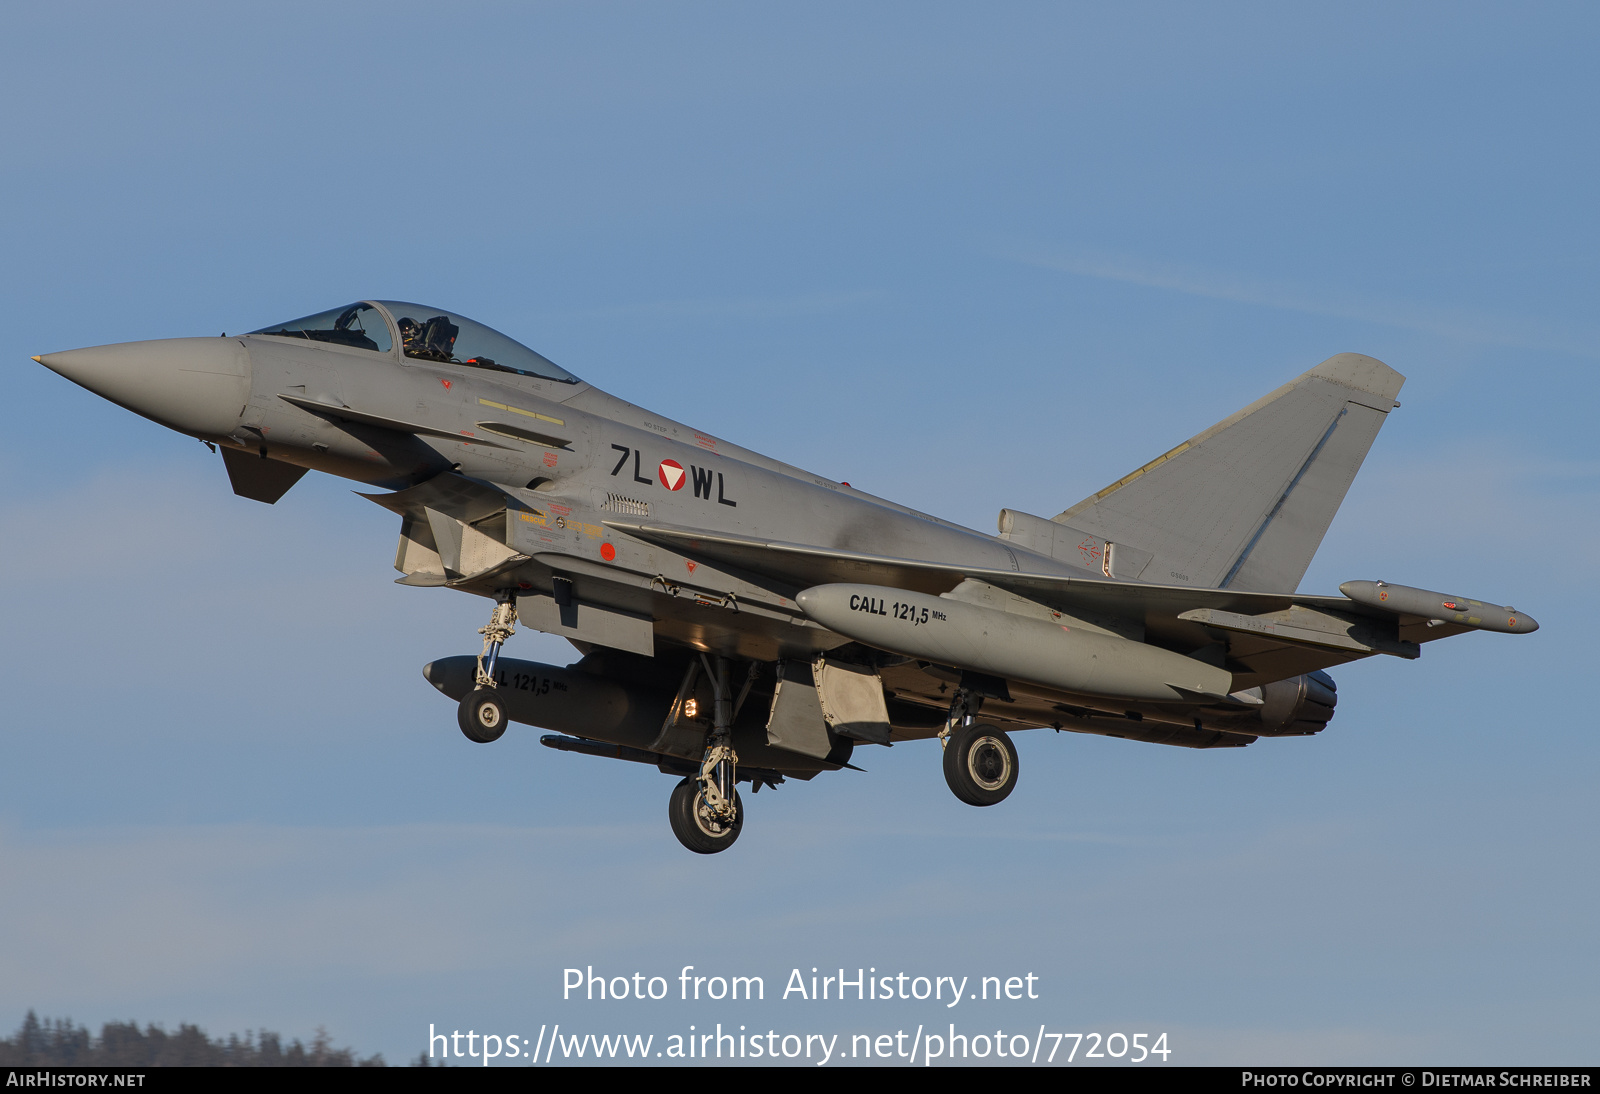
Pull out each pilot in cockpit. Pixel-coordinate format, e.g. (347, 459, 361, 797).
(397, 314, 461, 363)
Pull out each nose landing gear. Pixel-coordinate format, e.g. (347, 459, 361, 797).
(458, 592, 517, 744)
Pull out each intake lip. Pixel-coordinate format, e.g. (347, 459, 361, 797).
(36, 336, 251, 438)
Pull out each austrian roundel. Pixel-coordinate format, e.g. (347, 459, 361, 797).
(658, 459, 686, 491)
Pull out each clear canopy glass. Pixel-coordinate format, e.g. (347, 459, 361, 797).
(248, 302, 393, 352)
(378, 302, 579, 384)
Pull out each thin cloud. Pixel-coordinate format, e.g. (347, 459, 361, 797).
(1010, 245, 1600, 359)
(537, 289, 884, 323)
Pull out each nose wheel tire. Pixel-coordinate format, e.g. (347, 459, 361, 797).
(458, 689, 508, 743)
(943, 724, 1018, 806)
(668, 777, 743, 854)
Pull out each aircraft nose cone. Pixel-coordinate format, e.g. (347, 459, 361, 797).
(35, 336, 251, 437)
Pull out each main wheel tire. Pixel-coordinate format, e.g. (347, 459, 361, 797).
(943, 724, 1018, 806)
(667, 777, 743, 854)
(458, 689, 508, 743)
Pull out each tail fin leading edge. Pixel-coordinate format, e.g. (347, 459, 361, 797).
(1049, 353, 1405, 592)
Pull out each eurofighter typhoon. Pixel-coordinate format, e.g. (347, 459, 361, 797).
(34, 302, 1537, 853)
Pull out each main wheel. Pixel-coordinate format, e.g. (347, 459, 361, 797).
(943, 724, 1018, 806)
(458, 689, 508, 743)
(667, 777, 743, 854)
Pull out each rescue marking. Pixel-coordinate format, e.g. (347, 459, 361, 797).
(494, 669, 568, 694)
(848, 593, 945, 626)
(478, 398, 564, 425)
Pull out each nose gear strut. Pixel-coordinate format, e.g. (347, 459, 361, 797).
(475, 591, 518, 689)
(458, 590, 518, 744)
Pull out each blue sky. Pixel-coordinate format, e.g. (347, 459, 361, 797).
(2, 2, 1595, 1066)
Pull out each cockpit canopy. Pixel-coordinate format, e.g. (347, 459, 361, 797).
(248, 301, 580, 384)
(250, 302, 393, 352)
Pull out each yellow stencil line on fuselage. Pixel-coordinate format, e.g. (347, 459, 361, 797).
(477, 398, 564, 426)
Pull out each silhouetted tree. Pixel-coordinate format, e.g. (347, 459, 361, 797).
(0, 1011, 384, 1066)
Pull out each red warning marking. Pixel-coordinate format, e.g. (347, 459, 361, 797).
(440, 379, 452, 389)
(600, 542, 616, 562)
(658, 459, 686, 491)
(686, 561, 698, 574)
(543, 452, 558, 468)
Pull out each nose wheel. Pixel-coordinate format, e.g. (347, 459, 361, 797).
(943, 723, 1018, 806)
(458, 689, 508, 743)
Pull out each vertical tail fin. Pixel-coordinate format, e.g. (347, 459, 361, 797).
(1049, 353, 1404, 592)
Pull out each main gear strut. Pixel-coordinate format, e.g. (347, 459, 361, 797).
(940, 685, 981, 749)
(696, 653, 739, 824)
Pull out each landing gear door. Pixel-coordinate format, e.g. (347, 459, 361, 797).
(765, 660, 833, 760)
(814, 658, 892, 745)
(517, 589, 655, 657)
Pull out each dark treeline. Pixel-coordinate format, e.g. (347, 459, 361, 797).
(0, 1010, 386, 1066)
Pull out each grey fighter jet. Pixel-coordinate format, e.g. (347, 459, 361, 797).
(34, 301, 1538, 853)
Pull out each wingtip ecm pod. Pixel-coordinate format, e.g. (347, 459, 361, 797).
(1340, 580, 1537, 634)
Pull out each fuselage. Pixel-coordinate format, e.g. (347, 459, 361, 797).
(37, 304, 1079, 600)
(30, 301, 1347, 750)
(33, 301, 1542, 851)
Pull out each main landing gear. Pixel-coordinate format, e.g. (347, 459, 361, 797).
(667, 653, 745, 855)
(458, 592, 517, 744)
(940, 686, 1018, 806)
(668, 776, 744, 854)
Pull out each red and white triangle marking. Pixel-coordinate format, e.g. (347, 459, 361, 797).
(658, 459, 685, 491)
